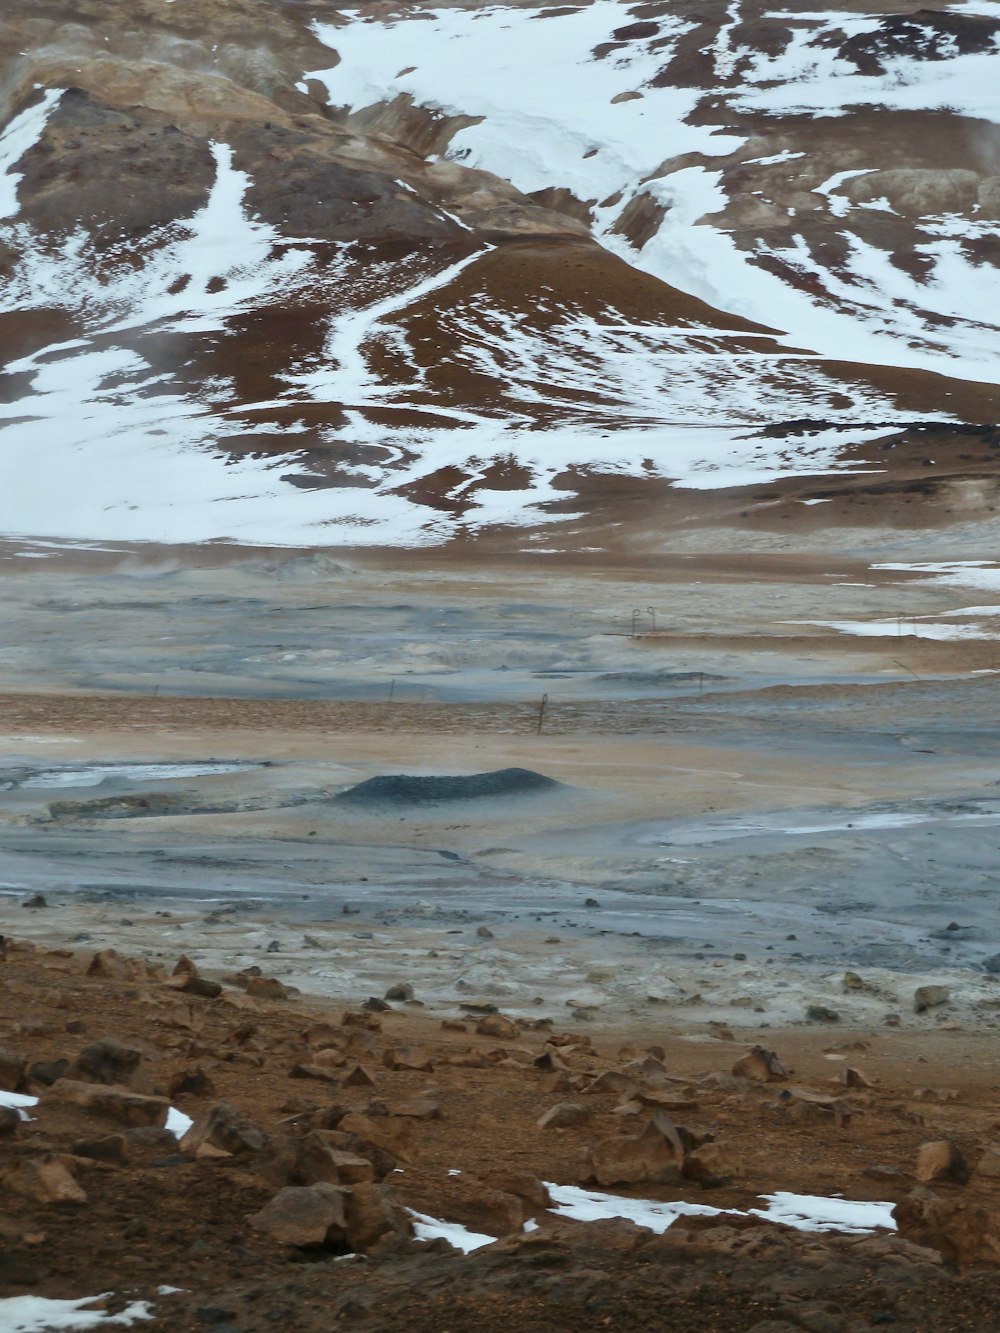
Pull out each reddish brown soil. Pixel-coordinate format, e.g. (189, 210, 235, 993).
(2, 938, 1000, 1331)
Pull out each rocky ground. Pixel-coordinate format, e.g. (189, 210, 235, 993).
(2, 932, 1000, 1332)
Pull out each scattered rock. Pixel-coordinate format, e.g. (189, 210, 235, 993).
(383, 1047, 435, 1073)
(249, 1183, 349, 1248)
(72, 1134, 127, 1164)
(806, 1005, 841, 1023)
(585, 1110, 686, 1187)
(245, 976, 291, 1001)
(975, 1147, 1000, 1180)
(0, 1105, 20, 1136)
(476, 926, 495, 939)
(683, 1141, 739, 1185)
(344, 1182, 411, 1251)
(2, 1155, 87, 1204)
(73, 1039, 143, 1088)
(45, 1079, 169, 1129)
(895, 1191, 1000, 1266)
(0, 1049, 26, 1092)
(476, 1015, 519, 1040)
(28, 1059, 70, 1088)
(179, 1101, 268, 1157)
(163, 973, 223, 999)
(914, 985, 949, 1013)
(385, 983, 414, 1002)
(537, 1102, 591, 1129)
(840, 1066, 874, 1089)
(916, 1140, 970, 1185)
(732, 1046, 787, 1083)
(86, 949, 144, 981)
(343, 1064, 377, 1088)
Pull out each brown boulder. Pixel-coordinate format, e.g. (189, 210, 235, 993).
(72, 1133, 127, 1164)
(383, 1047, 435, 1073)
(45, 1080, 169, 1128)
(264, 1130, 344, 1187)
(179, 1101, 268, 1157)
(343, 1064, 377, 1087)
(343, 1010, 382, 1030)
(975, 1147, 1000, 1180)
(289, 1064, 340, 1085)
(916, 1140, 970, 1185)
(249, 1183, 349, 1248)
(345, 1182, 412, 1251)
(537, 1102, 592, 1130)
(86, 949, 143, 981)
(894, 1191, 1000, 1266)
(0, 1049, 26, 1092)
(683, 1141, 739, 1184)
(585, 1111, 686, 1187)
(586, 1071, 637, 1096)
(73, 1039, 143, 1087)
(163, 973, 222, 999)
(328, 1150, 376, 1185)
(246, 976, 291, 1001)
(732, 1046, 787, 1083)
(3, 1155, 87, 1204)
(482, 1173, 552, 1212)
(0, 1105, 21, 1136)
(167, 1065, 217, 1098)
(338, 1112, 417, 1162)
(476, 1015, 519, 1040)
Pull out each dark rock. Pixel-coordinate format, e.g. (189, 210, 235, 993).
(73, 1133, 127, 1164)
(385, 983, 414, 1002)
(334, 768, 560, 806)
(74, 1039, 143, 1087)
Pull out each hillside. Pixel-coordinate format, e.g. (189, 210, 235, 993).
(2, 0, 998, 547)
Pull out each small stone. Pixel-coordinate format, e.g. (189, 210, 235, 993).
(245, 976, 290, 1002)
(476, 1014, 519, 1040)
(22, 894, 48, 909)
(981, 954, 1000, 974)
(537, 1102, 591, 1129)
(914, 985, 949, 1013)
(29, 1059, 70, 1087)
(842, 972, 865, 991)
(806, 1005, 841, 1023)
(86, 949, 143, 981)
(732, 1045, 787, 1083)
(362, 996, 391, 1013)
(476, 926, 495, 939)
(0, 1049, 27, 1092)
(385, 983, 414, 1002)
(343, 1064, 377, 1088)
(72, 1134, 127, 1164)
(584, 898, 600, 908)
(163, 973, 223, 999)
(975, 1147, 1000, 1179)
(0, 1105, 20, 1136)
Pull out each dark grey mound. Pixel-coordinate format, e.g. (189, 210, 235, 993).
(334, 768, 561, 807)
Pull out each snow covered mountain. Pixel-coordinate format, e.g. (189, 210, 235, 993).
(1, 0, 998, 547)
